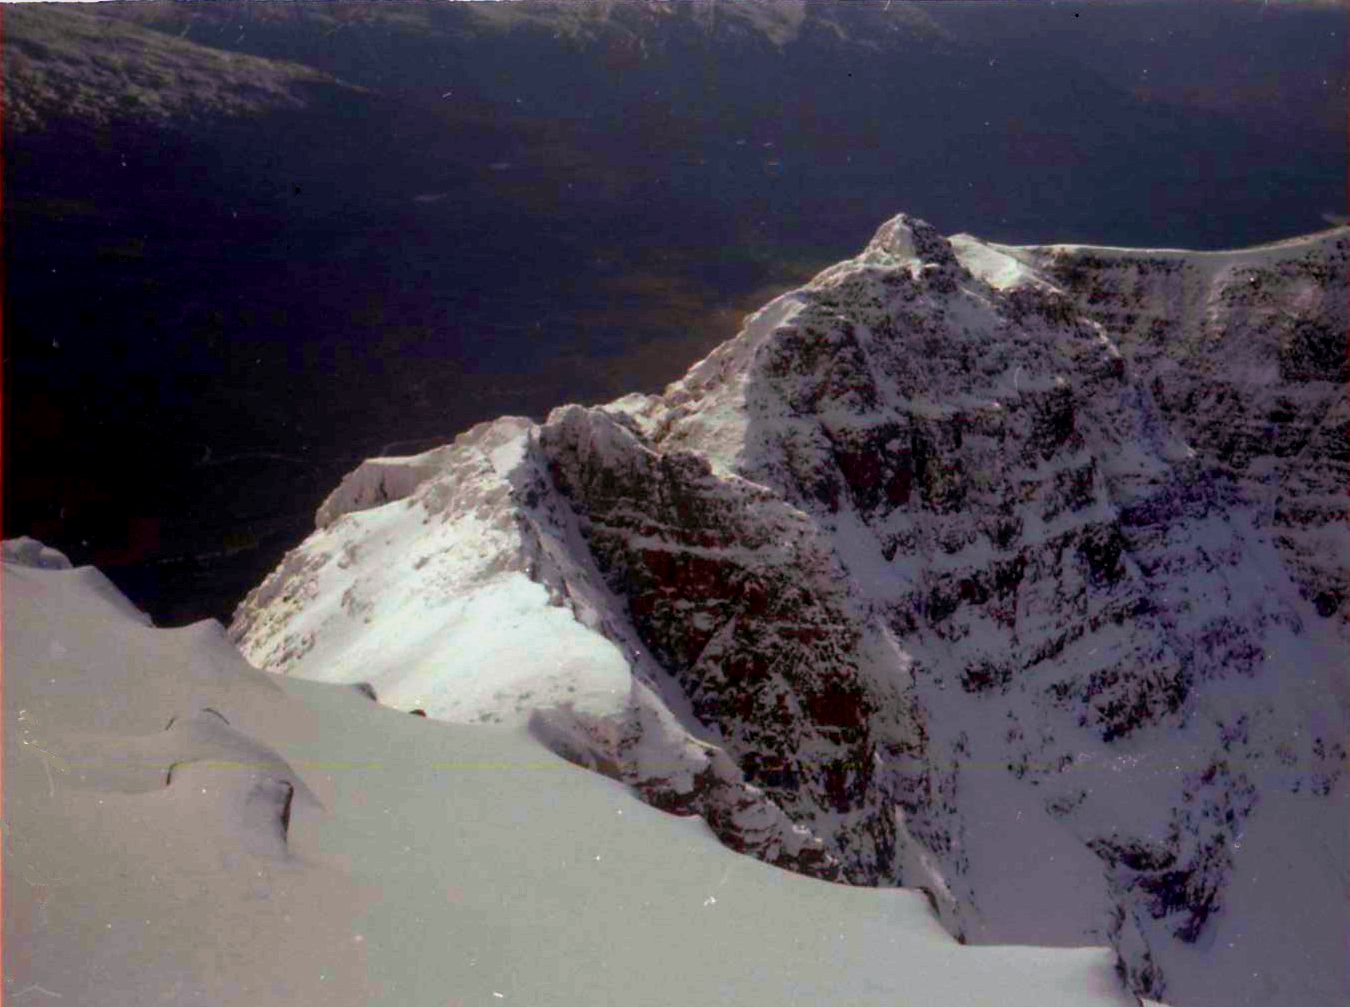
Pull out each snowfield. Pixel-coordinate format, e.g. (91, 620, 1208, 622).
(2, 539, 1138, 1006)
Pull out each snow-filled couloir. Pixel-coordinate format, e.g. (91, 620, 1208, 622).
(232, 214, 1350, 1007)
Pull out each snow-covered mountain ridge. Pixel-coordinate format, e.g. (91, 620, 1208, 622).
(232, 215, 1349, 1007)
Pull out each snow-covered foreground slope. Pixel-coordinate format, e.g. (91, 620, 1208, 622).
(233, 215, 1350, 1007)
(3, 540, 1138, 1006)
(2, 540, 371, 1006)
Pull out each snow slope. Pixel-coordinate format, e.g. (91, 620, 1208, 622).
(2, 540, 1138, 1006)
(232, 215, 1349, 1007)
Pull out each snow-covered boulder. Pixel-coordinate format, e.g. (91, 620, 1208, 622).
(3, 535, 73, 569)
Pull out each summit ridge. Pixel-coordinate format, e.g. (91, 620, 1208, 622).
(233, 215, 1349, 1007)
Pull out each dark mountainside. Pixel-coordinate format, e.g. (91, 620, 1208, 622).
(4, 0, 1345, 625)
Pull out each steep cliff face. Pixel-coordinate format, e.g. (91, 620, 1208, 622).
(231, 215, 1348, 1007)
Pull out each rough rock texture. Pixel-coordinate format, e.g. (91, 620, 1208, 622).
(232, 215, 1349, 1007)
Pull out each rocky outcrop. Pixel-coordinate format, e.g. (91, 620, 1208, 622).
(314, 449, 456, 530)
(233, 215, 1349, 1007)
(537, 404, 901, 880)
(528, 688, 845, 881)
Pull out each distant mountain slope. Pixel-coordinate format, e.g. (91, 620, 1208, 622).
(4, 538, 1138, 1007)
(3, 5, 348, 132)
(233, 215, 1350, 1007)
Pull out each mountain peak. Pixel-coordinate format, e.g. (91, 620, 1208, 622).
(232, 215, 1349, 1007)
(864, 213, 960, 270)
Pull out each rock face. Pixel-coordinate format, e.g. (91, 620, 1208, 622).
(231, 215, 1349, 1007)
